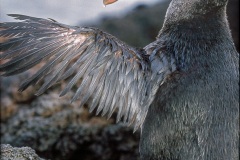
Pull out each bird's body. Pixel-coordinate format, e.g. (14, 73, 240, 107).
(0, 0, 238, 160)
(141, 1, 239, 159)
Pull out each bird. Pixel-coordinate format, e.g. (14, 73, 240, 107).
(0, 0, 238, 159)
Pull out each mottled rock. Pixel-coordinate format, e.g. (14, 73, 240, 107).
(0, 144, 45, 160)
(1, 78, 140, 160)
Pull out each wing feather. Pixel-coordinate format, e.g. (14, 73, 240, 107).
(0, 14, 175, 129)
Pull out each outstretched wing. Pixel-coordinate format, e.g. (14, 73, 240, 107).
(0, 14, 155, 130)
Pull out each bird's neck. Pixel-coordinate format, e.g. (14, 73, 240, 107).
(159, 6, 232, 44)
(161, 0, 229, 30)
(162, 0, 228, 25)
(156, 3, 236, 71)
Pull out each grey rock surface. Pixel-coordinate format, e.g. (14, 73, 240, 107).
(1, 144, 45, 160)
(1, 74, 140, 160)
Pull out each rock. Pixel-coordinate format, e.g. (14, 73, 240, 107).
(1, 85, 140, 160)
(0, 144, 45, 160)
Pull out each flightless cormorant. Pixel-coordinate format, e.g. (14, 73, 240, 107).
(0, 0, 238, 159)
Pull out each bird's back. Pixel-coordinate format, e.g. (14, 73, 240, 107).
(140, 3, 239, 158)
(141, 56, 238, 159)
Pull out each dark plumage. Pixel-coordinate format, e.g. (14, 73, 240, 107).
(0, 0, 238, 159)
